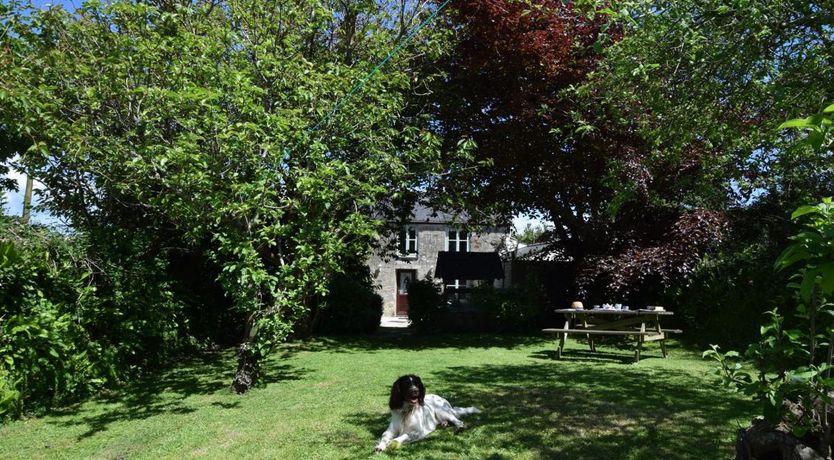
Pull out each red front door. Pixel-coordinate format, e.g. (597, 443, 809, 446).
(396, 270, 416, 316)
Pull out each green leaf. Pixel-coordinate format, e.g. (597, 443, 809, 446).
(808, 130, 825, 150)
(799, 269, 819, 304)
(819, 262, 834, 295)
(823, 103, 834, 114)
(775, 245, 810, 270)
(784, 329, 804, 341)
(779, 117, 815, 129)
(790, 205, 819, 220)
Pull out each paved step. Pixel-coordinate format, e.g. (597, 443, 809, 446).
(380, 316, 411, 328)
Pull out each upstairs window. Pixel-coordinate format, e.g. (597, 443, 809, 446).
(400, 226, 418, 256)
(447, 230, 469, 253)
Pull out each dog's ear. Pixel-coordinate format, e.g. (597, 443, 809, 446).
(389, 380, 403, 410)
(416, 376, 426, 406)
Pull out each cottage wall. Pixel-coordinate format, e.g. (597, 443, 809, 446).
(367, 224, 509, 317)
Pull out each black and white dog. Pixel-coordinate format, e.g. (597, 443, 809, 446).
(374, 374, 480, 452)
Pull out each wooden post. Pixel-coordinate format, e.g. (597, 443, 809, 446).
(21, 175, 33, 224)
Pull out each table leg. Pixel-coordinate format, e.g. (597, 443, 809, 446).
(655, 317, 668, 358)
(635, 320, 646, 363)
(583, 319, 595, 351)
(557, 318, 570, 359)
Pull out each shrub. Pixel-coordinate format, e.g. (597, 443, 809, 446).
(0, 218, 189, 419)
(472, 281, 544, 332)
(315, 268, 383, 335)
(0, 300, 100, 419)
(705, 197, 834, 457)
(664, 242, 791, 348)
(407, 277, 445, 332)
(0, 227, 103, 419)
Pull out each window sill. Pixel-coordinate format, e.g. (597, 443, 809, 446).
(397, 253, 418, 260)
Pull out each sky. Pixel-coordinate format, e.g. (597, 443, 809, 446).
(30, 0, 80, 10)
(2, 158, 63, 226)
(2, 165, 29, 217)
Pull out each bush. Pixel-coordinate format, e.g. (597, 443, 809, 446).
(407, 277, 446, 332)
(472, 281, 544, 332)
(664, 237, 792, 349)
(314, 267, 383, 335)
(0, 225, 104, 419)
(0, 218, 190, 419)
(0, 300, 101, 419)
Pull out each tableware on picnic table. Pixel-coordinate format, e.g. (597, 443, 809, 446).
(571, 301, 584, 310)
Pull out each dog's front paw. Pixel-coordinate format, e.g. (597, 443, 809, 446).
(454, 423, 466, 433)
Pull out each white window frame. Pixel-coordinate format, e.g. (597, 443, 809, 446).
(446, 229, 469, 253)
(445, 229, 470, 289)
(399, 226, 418, 257)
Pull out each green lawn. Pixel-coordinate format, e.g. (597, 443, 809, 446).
(0, 332, 754, 459)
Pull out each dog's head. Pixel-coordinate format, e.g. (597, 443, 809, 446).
(389, 374, 425, 410)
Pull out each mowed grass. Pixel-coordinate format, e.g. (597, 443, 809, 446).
(0, 332, 754, 459)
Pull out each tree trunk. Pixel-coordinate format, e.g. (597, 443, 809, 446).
(231, 312, 259, 394)
(231, 345, 257, 394)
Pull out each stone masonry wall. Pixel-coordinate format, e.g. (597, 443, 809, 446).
(367, 224, 508, 317)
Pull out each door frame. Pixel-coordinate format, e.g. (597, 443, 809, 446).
(395, 269, 417, 316)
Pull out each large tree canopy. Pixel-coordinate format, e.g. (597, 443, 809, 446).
(598, 0, 834, 204)
(0, 0, 464, 390)
(588, 0, 834, 295)
(433, 0, 724, 298)
(428, 0, 834, 298)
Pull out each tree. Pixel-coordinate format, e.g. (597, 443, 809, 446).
(515, 222, 547, 245)
(432, 0, 723, 298)
(705, 105, 834, 458)
(597, 0, 834, 207)
(0, 0, 465, 392)
(0, 126, 24, 197)
(584, 0, 834, 339)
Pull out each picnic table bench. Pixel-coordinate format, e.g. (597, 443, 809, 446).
(543, 308, 682, 362)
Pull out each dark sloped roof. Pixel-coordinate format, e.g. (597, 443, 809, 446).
(434, 251, 505, 281)
(514, 242, 570, 262)
(410, 203, 469, 224)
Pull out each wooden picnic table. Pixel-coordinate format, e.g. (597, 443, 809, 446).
(543, 308, 681, 362)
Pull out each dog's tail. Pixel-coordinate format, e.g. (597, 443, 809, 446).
(452, 406, 481, 417)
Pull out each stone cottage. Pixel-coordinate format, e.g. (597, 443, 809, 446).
(367, 204, 511, 317)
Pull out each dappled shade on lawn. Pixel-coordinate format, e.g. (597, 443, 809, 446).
(0, 333, 752, 459)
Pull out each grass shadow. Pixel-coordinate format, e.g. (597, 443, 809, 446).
(46, 351, 307, 440)
(342, 360, 752, 459)
(529, 349, 636, 365)
(279, 330, 553, 359)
